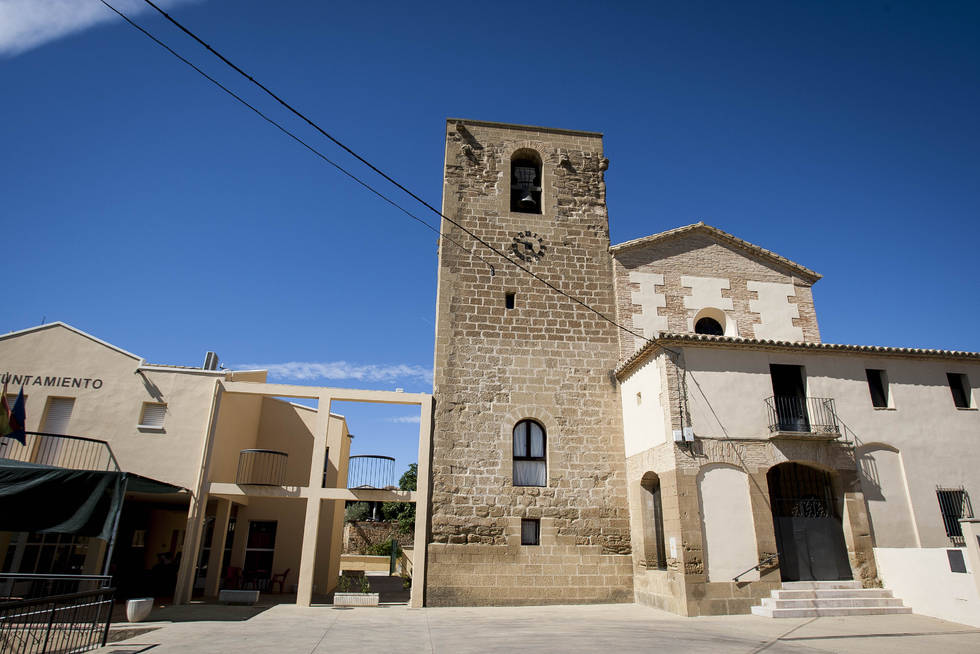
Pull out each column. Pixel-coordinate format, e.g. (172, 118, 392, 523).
(296, 392, 333, 607)
(204, 498, 232, 597)
(174, 491, 208, 604)
(83, 538, 107, 575)
(410, 394, 433, 609)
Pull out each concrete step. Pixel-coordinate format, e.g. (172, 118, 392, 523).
(780, 580, 863, 590)
(761, 597, 906, 609)
(751, 605, 913, 618)
(771, 588, 894, 600)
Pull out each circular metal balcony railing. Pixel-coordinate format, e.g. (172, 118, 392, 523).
(236, 449, 288, 486)
(347, 454, 395, 489)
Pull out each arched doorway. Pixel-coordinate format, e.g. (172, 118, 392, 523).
(767, 462, 851, 581)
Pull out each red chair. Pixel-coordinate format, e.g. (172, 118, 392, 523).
(270, 568, 290, 593)
(223, 566, 242, 590)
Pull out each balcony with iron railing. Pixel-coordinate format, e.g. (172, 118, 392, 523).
(764, 396, 841, 439)
(235, 449, 288, 486)
(0, 432, 120, 472)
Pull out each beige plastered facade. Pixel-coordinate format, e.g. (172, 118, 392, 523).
(0, 323, 434, 608)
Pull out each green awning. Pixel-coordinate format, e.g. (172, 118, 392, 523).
(0, 462, 185, 539)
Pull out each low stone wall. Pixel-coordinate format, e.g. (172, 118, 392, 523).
(426, 542, 633, 606)
(344, 521, 413, 554)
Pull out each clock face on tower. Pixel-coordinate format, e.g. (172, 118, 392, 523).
(510, 231, 547, 262)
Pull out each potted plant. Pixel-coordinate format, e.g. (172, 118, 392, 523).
(332, 574, 380, 607)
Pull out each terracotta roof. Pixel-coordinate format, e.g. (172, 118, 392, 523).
(616, 332, 980, 379)
(609, 222, 821, 283)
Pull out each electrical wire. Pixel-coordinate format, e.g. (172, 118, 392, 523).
(133, 0, 653, 344)
(96, 0, 496, 277)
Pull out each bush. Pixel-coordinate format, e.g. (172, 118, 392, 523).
(365, 540, 393, 557)
(344, 501, 370, 523)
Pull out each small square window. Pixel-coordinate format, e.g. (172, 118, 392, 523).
(866, 369, 889, 408)
(505, 292, 516, 310)
(521, 519, 540, 546)
(947, 373, 972, 409)
(139, 402, 167, 428)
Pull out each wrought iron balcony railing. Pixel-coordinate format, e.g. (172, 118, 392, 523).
(236, 449, 288, 486)
(764, 396, 840, 436)
(0, 432, 120, 472)
(346, 454, 395, 489)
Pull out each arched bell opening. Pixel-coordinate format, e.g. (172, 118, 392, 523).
(766, 462, 852, 582)
(510, 149, 542, 214)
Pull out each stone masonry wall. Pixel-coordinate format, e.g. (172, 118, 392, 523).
(428, 120, 632, 605)
(612, 230, 821, 360)
(343, 521, 413, 554)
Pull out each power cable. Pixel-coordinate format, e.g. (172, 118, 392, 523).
(133, 0, 654, 344)
(96, 0, 496, 276)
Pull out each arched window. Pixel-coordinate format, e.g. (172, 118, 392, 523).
(513, 419, 546, 486)
(510, 150, 542, 214)
(695, 317, 724, 336)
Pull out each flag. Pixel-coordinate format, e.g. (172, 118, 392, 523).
(1, 385, 26, 446)
(0, 382, 10, 438)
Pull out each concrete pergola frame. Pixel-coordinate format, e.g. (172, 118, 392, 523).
(173, 382, 433, 608)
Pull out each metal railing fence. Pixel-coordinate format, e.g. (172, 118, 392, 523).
(236, 449, 288, 486)
(0, 577, 111, 603)
(0, 587, 114, 654)
(764, 396, 840, 435)
(0, 433, 119, 472)
(347, 455, 395, 490)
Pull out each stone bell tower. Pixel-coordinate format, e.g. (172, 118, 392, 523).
(426, 119, 633, 606)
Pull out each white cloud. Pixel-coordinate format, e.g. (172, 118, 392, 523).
(0, 0, 202, 57)
(234, 360, 433, 385)
(385, 415, 421, 424)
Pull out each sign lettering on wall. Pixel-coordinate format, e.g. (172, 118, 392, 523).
(0, 373, 104, 389)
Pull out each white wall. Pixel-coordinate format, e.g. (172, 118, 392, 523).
(681, 345, 980, 549)
(698, 465, 758, 582)
(875, 547, 980, 627)
(856, 444, 918, 547)
(681, 276, 734, 335)
(620, 358, 668, 457)
(629, 270, 667, 347)
(748, 281, 804, 342)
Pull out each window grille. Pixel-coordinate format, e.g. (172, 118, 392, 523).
(936, 487, 973, 546)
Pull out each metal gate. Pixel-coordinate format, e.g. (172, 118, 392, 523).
(768, 463, 852, 581)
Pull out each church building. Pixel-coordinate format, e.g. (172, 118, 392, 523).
(427, 119, 980, 623)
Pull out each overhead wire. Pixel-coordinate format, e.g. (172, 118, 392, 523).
(96, 0, 496, 277)
(131, 0, 655, 345)
(103, 0, 710, 459)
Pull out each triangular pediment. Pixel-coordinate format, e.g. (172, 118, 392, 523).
(610, 222, 820, 283)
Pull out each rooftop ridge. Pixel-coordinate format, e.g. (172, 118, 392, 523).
(447, 118, 602, 138)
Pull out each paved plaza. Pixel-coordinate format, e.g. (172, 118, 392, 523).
(98, 602, 980, 654)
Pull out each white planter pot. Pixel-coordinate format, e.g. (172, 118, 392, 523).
(333, 592, 380, 607)
(126, 598, 154, 623)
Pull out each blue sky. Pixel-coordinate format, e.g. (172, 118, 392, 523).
(1, 1, 978, 472)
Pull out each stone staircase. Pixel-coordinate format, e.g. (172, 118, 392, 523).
(751, 580, 912, 618)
